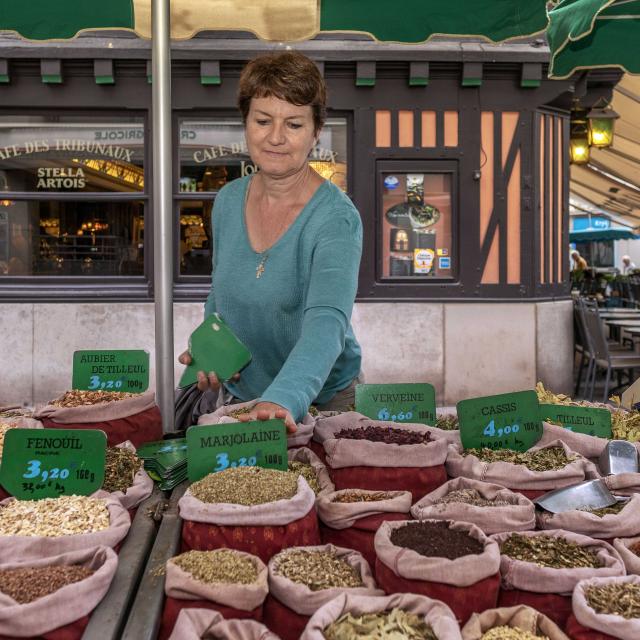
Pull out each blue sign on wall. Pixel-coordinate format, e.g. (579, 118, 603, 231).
(572, 216, 611, 231)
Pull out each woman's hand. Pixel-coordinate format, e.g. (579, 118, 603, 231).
(236, 401, 297, 434)
(178, 350, 240, 392)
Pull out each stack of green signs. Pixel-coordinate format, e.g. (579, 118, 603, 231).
(137, 439, 187, 490)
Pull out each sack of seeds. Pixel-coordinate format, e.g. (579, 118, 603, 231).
(316, 489, 412, 570)
(0, 494, 130, 561)
(35, 390, 162, 447)
(374, 519, 501, 624)
(300, 592, 462, 640)
(179, 468, 320, 563)
(264, 544, 382, 640)
(197, 400, 316, 448)
(613, 536, 640, 575)
(287, 448, 334, 500)
(461, 604, 570, 640)
(490, 529, 625, 629)
(312, 412, 449, 500)
(158, 549, 268, 640)
(0, 545, 117, 638)
(567, 575, 640, 640)
(411, 477, 536, 535)
(446, 440, 600, 500)
(168, 608, 281, 640)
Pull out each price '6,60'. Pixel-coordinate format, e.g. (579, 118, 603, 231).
(483, 419, 520, 438)
(23, 460, 70, 483)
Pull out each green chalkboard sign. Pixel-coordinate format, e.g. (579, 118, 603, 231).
(458, 390, 542, 452)
(0, 428, 106, 500)
(539, 404, 612, 438)
(186, 419, 287, 483)
(72, 349, 149, 393)
(355, 383, 436, 425)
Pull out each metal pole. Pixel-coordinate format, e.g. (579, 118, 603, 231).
(152, 0, 174, 433)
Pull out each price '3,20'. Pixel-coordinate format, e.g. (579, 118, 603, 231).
(23, 460, 70, 482)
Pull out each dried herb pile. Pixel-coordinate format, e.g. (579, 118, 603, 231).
(435, 414, 459, 431)
(432, 489, 512, 508)
(332, 491, 396, 504)
(189, 467, 299, 505)
(288, 460, 320, 495)
(463, 447, 576, 472)
(629, 541, 640, 556)
(578, 501, 627, 518)
(480, 628, 549, 640)
(585, 582, 640, 619)
(102, 447, 142, 493)
(0, 423, 17, 460)
(499, 534, 601, 569)
(52, 390, 135, 407)
(170, 549, 258, 585)
(335, 426, 432, 445)
(308, 405, 320, 417)
(0, 565, 94, 603)
(390, 521, 484, 560)
(323, 608, 438, 640)
(229, 407, 252, 419)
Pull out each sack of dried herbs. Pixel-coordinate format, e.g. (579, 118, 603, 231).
(312, 412, 449, 501)
(411, 478, 536, 535)
(461, 604, 570, 640)
(446, 440, 600, 500)
(374, 519, 501, 624)
(490, 529, 625, 629)
(179, 468, 320, 563)
(35, 390, 162, 447)
(300, 592, 462, 640)
(612, 535, 640, 575)
(537, 422, 609, 460)
(316, 489, 412, 570)
(0, 545, 117, 638)
(287, 447, 334, 499)
(167, 608, 281, 640)
(0, 418, 44, 502)
(264, 544, 382, 640)
(567, 575, 640, 640)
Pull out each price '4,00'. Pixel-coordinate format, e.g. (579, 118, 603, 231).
(484, 419, 520, 438)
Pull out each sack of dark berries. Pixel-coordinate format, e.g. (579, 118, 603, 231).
(490, 529, 625, 629)
(312, 412, 449, 501)
(264, 544, 382, 640)
(316, 489, 412, 570)
(0, 546, 117, 639)
(35, 390, 162, 447)
(411, 477, 536, 535)
(461, 604, 570, 640)
(168, 608, 280, 640)
(374, 519, 501, 625)
(287, 448, 334, 500)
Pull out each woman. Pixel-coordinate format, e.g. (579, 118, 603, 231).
(179, 51, 362, 433)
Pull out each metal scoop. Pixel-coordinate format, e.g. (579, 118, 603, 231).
(534, 479, 618, 514)
(599, 440, 639, 476)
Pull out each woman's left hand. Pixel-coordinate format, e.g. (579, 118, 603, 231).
(236, 401, 297, 434)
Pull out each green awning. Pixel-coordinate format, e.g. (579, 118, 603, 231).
(570, 228, 638, 241)
(548, 0, 640, 79)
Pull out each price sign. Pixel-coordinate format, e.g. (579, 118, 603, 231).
(355, 383, 436, 425)
(72, 349, 149, 393)
(0, 429, 106, 499)
(458, 390, 542, 452)
(539, 404, 612, 438)
(186, 419, 287, 483)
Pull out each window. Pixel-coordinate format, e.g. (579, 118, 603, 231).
(0, 115, 145, 278)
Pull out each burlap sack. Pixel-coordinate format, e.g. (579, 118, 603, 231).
(571, 575, 640, 640)
(604, 473, 640, 497)
(197, 400, 315, 448)
(0, 418, 43, 501)
(446, 440, 600, 500)
(374, 519, 501, 624)
(287, 447, 334, 499)
(0, 545, 117, 638)
(264, 544, 383, 640)
(300, 592, 462, 640)
(537, 421, 610, 459)
(36, 391, 162, 447)
(461, 605, 570, 640)
(411, 478, 536, 535)
(612, 536, 640, 575)
(490, 529, 625, 628)
(168, 608, 280, 640)
(0, 494, 130, 562)
(566, 615, 620, 640)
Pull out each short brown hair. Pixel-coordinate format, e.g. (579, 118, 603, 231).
(238, 51, 326, 134)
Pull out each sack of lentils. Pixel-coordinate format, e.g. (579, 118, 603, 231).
(287, 448, 334, 500)
(411, 477, 536, 535)
(168, 608, 280, 640)
(316, 489, 412, 570)
(179, 467, 320, 563)
(0, 419, 43, 502)
(567, 575, 640, 640)
(0, 545, 117, 639)
(35, 390, 162, 447)
(158, 549, 268, 640)
(490, 529, 625, 629)
(0, 494, 130, 561)
(612, 536, 640, 575)
(312, 413, 448, 500)
(446, 440, 599, 500)
(300, 592, 462, 640)
(461, 604, 570, 640)
(374, 519, 501, 624)
(264, 544, 382, 640)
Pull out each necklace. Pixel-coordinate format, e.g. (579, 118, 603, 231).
(256, 253, 268, 279)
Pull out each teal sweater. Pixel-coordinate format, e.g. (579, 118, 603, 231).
(204, 176, 362, 422)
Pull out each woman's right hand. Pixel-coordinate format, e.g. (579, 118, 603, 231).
(178, 351, 241, 392)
